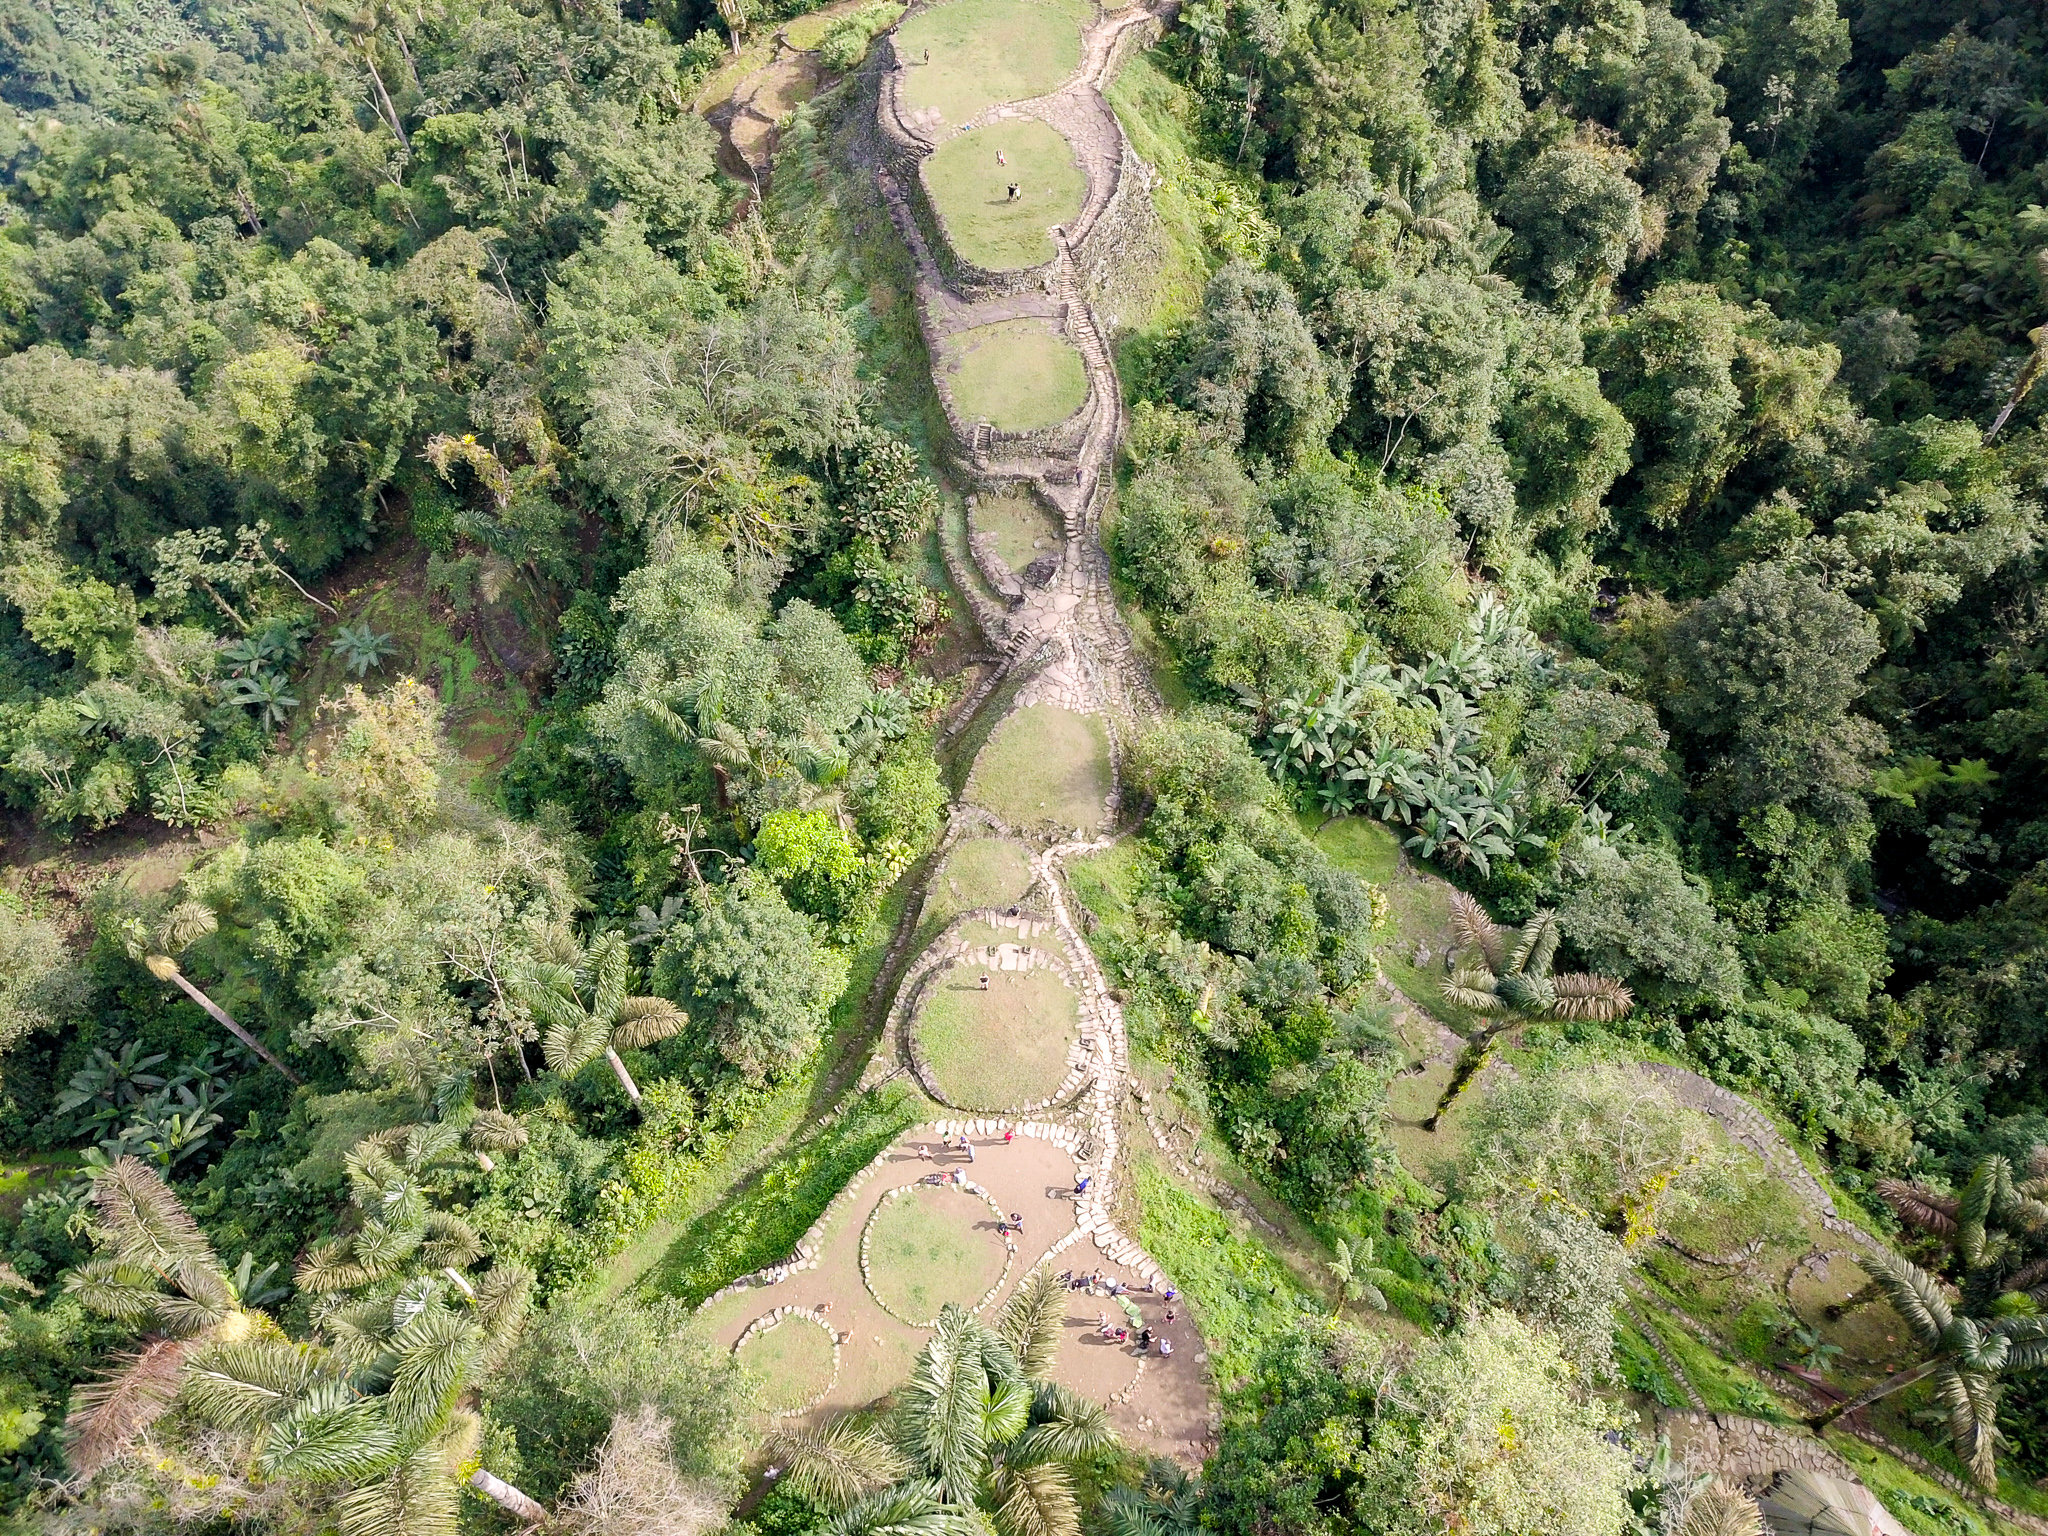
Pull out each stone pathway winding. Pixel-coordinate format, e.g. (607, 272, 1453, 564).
(698, 0, 1219, 1462)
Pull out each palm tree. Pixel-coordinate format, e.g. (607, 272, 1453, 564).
(1423, 894, 1631, 1131)
(1100, 1463, 1202, 1536)
(64, 1144, 546, 1531)
(770, 1276, 1113, 1536)
(1806, 1248, 2048, 1486)
(62, 1157, 270, 1477)
(122, 904, 302, 1084)
(1878, 1152, 2048, 1290)
(292, 1122, 490, 1304)
(511, 930, 686, 1107)
(1673, 1486, 1765, 1536)
(1326, 1236, 1398, 1316)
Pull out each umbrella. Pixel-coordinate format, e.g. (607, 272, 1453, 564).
(1756, 1470, 1913, 1536)
(1117, 1296, 1144, 1328)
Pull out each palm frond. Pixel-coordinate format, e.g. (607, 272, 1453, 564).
(1016, 1386, 1110, 1463)
(588, 932, 631, 1027)
(1546, 972, 1633, 1022)
(465, 1111, 529, 1154)
(1674, 1487, 1764, 1536)
(259, 1397, 401, 1481)
(417, 1213, 485, 1272)
(989, 1459, 1078, 1536)
(160, 899, 219, 952)
(385, 1310, 477, 1432)
(334, 1444, 462, 1536)
(1447, 891, 1506, 973)
(1933, 1364, 2003, 1487)
(90, 1156, 216, 1273)
(543, 1016, 611, 1076)
(766, 1415, 908, 1510)
(1876, 1179, 1959, 1237)
(900, 1308, 993, 1503)
(1098, 1489, 1169, 1536)
(182, 1336, 325, 1431)
(64, 1257, 172, 1325)
(997, 1269, 1066, 1382)
(1440, 968, 1504, 1013)
(982, 1376, 1032, 1448)
(610, 996, 686, 1051)
(1508, 909, 1561, 979)
(64, 1337, 188, 1477)
(298, 1240, 378, 1296)
(469, 1264, 534, 1373)
(821, 1480, 983, 1536)
(1860, 1251, 1954, 1349)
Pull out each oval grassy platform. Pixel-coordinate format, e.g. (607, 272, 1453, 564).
(925, 120, 1086, 271)
(918, 959, 1080, 1108)
(921, 836, 1038, 941)
(972, 490, 1062, 571)
(862, 1182, 1011, 1325)
(734, 1313, 839, 1414)
(893, 0, 1085, 125)
(946, 319, 1088, 432)
(967, 702, 1111, 833)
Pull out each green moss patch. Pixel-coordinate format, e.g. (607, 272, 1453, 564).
(918, 960, 1080, 1107)
(972, 491, 1062, 572)
(894, 0, 1084, 124)
(946, 319, 1089, 432)
(925, 120, 1086, 270)
(736, 1315, 838, 1412)
(864, 1183, 1009, 1322)
(967, 703, 1110, 832)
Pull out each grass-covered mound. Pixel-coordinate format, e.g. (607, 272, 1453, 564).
(735, 1314, 838, 1412)
(967, 703, 1111, 832)
(925, 120, 1087, 270)
(863, 1183, 1010, 1322)
(920, 836, 1038, 941)
(918, 961, 1081, 1107)
(946, 319, 1089, 431)
(893, 0, 1085, 123)
(973, 490, 1062, 570)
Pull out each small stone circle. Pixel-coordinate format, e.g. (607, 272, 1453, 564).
(859, 1177, 1017, 1327)
(732, 1308, 842, 1417)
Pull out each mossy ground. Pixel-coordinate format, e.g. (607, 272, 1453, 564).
(946, 318, 1089, 432)
(865, 1182, 1009, 1319)
(917, 961, 1079, 1108)
(967, 703, 1110, 832)
(893, 0, 1085, 124)
(925, 120, 1086, 270)
(972, 490, 1062, 571)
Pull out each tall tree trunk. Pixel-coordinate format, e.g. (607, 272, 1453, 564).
(468, 1467, 546, 1524)
(1808, 1355, 1944, 1431)
(1424, 1021, 1504, 1131)
(151, 961, 303, 1084)
(605, 1046, 643, 1106)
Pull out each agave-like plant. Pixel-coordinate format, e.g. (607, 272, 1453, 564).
(1423, 893, 1632, 1131)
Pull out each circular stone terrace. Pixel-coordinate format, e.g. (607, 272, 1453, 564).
(693, 1124, 1217, 1460)
(924, 119, 1087, 272)
(891, 0, 1087, 130)
(914, 943, 1084, 1110)
(943, 317, 1090, 433)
